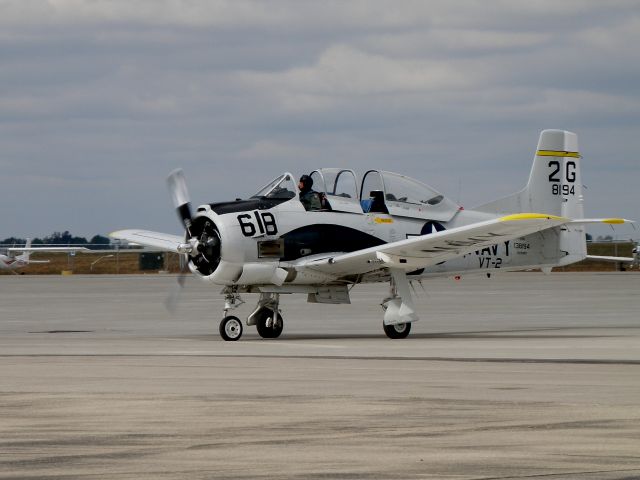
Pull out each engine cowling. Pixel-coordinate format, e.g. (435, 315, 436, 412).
(184, 214, 236, 284)
(186, 210, 289, 286)
(187, 215, 222, 276)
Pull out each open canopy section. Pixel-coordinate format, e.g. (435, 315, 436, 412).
(247, 169, 460, 220)
(361, 170, 460, 221)
(310, 168, 362, 213)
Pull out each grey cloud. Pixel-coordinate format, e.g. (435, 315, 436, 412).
(0, 1, 638, 239)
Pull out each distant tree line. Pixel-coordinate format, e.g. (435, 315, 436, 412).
(1, 231, 111, 249)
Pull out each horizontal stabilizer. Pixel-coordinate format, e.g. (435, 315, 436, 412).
(109, 229, 185, 253)
(586, 255, 635, 263)
(571, 218, 634, 225)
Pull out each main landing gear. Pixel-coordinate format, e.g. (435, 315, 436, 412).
(380, 268, 418, 339)
(219, 278, 418, 341)
(254, 308, 283, 339)
(219, 290, 284, 341)
(248, 293, 283, 339)
(383, 321, 412, 339)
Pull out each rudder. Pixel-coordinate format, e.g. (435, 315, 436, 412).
(525, 129, 584, 219)
(20, 238, 32, 262)
(475, 129, 587, 265)
(529, 130, 587, 264)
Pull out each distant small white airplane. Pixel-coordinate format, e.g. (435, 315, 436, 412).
(0, 239, 89, 273)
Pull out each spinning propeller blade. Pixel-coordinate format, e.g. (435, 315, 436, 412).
(165, 169, 194, 315)
(163, 169, 222, 316)
(164, 266, 188, 315)
(167, 169, 193, 234)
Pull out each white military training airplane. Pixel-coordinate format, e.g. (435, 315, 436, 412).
(0, 239, 89, 273)
(111, 130, 632, 341)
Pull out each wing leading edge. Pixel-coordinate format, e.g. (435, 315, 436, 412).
(109, 229, 185, 253)
(291, 213, 570, 276)
(7, 247, 91, 254)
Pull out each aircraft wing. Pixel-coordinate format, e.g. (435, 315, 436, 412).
(109, 229, 185, 253)
(7, 246, 91, 254)
(290, 213, 569, 276)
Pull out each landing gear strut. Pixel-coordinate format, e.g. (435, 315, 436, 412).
(219, 289, 245, 341)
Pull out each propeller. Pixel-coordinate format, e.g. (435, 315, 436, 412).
(164, 269, 187, 314)
(164, 168, 222, 314)
(167, 169, 193, 236)
(165, 168, 194, 314)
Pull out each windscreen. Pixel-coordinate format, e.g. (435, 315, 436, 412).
(251, 174, 296, 200)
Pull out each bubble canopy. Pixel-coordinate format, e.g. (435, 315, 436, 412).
(250, 170, 459, 221)
(361, 170, 459, 221)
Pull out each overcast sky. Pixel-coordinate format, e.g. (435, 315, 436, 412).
(1, 0, 638, 241)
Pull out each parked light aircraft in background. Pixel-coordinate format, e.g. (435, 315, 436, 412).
(0, 239, 89, 273)
(111, 130, 633, 341)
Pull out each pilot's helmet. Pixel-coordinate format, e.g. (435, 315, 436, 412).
(299, 174, 313, 191)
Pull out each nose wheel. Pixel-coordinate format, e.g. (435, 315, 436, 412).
(219, 315, 243, 341)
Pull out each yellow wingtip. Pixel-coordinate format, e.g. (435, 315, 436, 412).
(601, 218, 626, 225)
(500, 213, 567, 222)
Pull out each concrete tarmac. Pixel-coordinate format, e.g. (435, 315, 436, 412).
(0, 272, 639, 479)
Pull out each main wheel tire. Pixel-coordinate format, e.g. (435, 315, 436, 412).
(383, 321, 411, 339)
(255, 308, 284, 339)
(219, 315, 243, 341)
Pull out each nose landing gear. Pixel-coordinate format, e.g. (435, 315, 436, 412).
(218, 290, 285, 341)
(219, 315, 243, 341)
(219, 290, 245, 341)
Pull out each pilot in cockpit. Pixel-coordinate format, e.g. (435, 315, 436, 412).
(298, 175, 322, 211)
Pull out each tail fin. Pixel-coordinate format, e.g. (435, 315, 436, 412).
(525, 129, 584, 219)
(476, 130, 586, 264)
(476, 129, 584, 216)
(19, 238, 32, 261)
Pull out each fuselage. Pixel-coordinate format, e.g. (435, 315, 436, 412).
(184, 177, 581, 287)
(0, 254, 26, 270)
